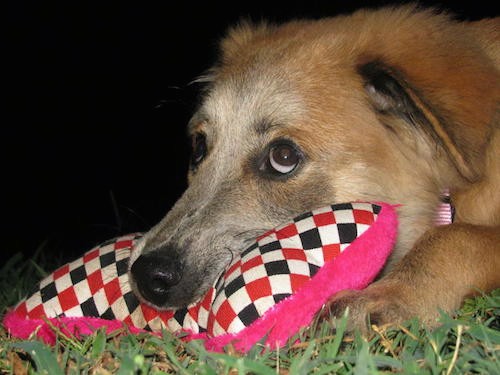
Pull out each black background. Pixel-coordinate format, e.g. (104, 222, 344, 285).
(4, 1, 498, 263)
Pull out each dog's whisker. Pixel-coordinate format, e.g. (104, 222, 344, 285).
(233, 229, 270, 250)
(234, 229, 268, 239)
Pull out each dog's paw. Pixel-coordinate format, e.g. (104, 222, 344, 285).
(324, 283, 412, 334)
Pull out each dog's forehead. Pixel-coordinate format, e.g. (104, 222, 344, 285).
(195, 65, 305, 137)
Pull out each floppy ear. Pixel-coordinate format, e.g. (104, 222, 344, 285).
(358, 60, 489, 182)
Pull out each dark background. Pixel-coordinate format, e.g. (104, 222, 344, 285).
(4, 1, 498, 263)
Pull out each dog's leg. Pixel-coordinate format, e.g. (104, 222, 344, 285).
(326, 223, 500, 332)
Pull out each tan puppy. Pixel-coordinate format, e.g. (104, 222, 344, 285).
(129, 4, 500, 331)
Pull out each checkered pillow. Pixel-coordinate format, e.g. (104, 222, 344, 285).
(4, 202, 398, 352)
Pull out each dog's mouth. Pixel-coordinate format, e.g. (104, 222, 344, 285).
(129, 243, 236, 310)
(128, 224, 271, 310)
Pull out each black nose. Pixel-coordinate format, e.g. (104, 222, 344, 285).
(130, 248, 183, 306)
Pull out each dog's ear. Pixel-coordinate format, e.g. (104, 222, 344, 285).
(358, 61, 427, 126)
(358, 60, 490, 182)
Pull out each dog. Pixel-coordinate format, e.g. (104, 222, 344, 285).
(128, 4, 500, 332)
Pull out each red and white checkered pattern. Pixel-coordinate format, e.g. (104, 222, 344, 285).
(17, 234, 138, 321)
(13, 232, 219, 334)
(13, 202, 387, 338)
(206, 202, 380, 335)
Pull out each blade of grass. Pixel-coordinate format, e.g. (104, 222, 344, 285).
(353, 338, 377, 375)
(288, 338, 317, 374)
(91, 329, 108, 359)
(325, 312, 349, 359)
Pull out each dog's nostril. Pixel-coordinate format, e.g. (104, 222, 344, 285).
(150, 269, 182, 293)
(130, 249, 182, 306)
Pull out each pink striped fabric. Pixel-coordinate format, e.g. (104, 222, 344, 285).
(434, 190, 453, 226)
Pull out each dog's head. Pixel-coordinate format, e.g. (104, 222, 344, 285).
(129, 6, 499, 309)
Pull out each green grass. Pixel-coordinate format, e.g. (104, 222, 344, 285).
(1, 250, 498, 374)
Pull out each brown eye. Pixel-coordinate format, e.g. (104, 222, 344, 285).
(268, 142, 302, 174)
(191, 133, 207, 168)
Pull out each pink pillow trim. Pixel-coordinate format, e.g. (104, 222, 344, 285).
(3, 311, 145, 345)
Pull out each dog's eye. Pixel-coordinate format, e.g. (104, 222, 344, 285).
(267, 142, 302, 175)
(191, 133, 207, 168)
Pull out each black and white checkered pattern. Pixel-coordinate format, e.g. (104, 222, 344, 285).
(207, 202, 381, 335)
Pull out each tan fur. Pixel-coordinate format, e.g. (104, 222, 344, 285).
(129, 5, 499, 327)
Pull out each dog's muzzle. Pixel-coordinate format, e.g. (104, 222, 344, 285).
(130, 247, 183, 306)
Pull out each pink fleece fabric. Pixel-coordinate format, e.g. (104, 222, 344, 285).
(3, 312, 146, 345)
